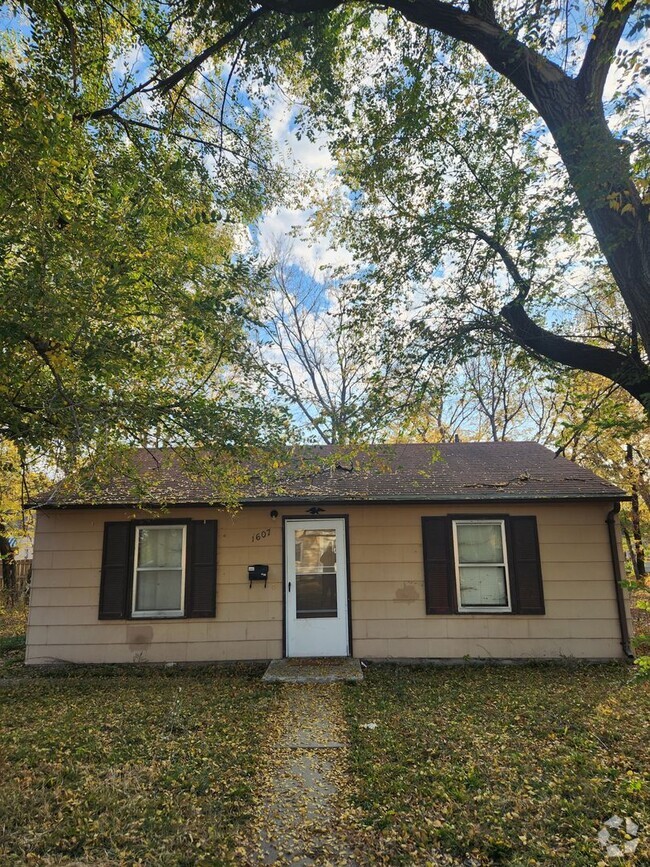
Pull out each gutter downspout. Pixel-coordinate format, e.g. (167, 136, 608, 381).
(606, 502, 634, 659)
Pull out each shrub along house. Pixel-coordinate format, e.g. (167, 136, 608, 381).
(25, 442, 632, 664)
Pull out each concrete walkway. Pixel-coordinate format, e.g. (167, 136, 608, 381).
(241, 683, 357, 866)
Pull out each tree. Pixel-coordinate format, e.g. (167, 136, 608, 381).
(249, 246, 569, 444)
(258, 0, 650, 408)
(248, 244, 422, 443)
(557, 372, 649, 576)
(0, 440, 49, 600)
(387, 344, 570, 443)
(7, 2, 649, 456)
(115, 1, 649, 412)
(0, 2, 287, 477)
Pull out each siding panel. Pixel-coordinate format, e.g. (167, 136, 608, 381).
(26, 501, 628, 663)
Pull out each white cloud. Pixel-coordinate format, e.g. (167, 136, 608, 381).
(254, 89, 356, 272)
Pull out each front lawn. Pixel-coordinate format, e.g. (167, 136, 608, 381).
(0, 668, 275, 866)
(344, 664, 650, 865)
(0, 597, 27, 676)
(2, 600, 649, 865)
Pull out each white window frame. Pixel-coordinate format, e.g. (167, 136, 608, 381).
(132, 524, 187, 618)
(452, 519, 512, 613)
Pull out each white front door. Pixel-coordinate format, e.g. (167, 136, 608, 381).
(285, 518, 349, 657)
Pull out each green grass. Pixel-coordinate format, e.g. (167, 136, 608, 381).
(0, 667, 276, 865)
(343, 664, 650, 865)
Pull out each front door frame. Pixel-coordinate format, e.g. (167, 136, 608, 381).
(282, 514, 353, 658)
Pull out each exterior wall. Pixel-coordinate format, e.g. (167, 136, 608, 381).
(26, 501, 630, 664)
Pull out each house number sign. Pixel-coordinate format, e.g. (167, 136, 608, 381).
(251, 528, 271, 543)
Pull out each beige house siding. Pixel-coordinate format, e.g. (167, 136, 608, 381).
(26, 501, 630, 664)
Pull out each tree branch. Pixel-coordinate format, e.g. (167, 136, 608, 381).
(79, 8, 268, 122)
(263, 0, 569, 109)
(24, 336, 83, 440)
(466, 225, 531, 302)
(156, 8, 268, 96)
(52, 0, 78, 91)
(107, 111, 271, 171)
(578, 0, 637, 103)
(466, 223, 650, 405)
(501, 300, 650, 407)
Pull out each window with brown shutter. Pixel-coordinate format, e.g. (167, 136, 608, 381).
(422, 515, 545, 615)
(507, 516, 545, 615)
(99, 522, 133, 619)
(422, 516, 456, 614)
(99, 519, 217, 620)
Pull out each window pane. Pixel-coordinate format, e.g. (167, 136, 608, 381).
(135, 569, 183, 612)
(294, 529, 336, 573)
(296, 572, 337, 618)
(459, 566, 507, 607)
(137, 527, 183, 569)
(456, 523, 503, 564)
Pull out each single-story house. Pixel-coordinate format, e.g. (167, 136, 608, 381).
(25, 442, 632, 665)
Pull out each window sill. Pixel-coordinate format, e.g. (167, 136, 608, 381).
(131, 611, 185, 619)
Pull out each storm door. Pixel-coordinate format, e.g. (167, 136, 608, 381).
(284, 519, 349, 657)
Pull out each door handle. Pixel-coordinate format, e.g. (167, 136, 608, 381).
(288, 581, 291, 592)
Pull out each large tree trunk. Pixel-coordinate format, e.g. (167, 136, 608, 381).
(460, 34, 650, 403)
(449, 14, 650, 364)
(526, 89, 650, 364)
(357, 0, 650, 354)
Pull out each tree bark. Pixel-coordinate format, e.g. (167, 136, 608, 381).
(627, 444, 646, 578)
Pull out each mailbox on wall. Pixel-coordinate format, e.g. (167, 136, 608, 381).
(248, 564, 268, 588)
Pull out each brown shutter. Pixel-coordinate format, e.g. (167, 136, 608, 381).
(422, 516, 456, 614)
(508, 516, 545, 615)
(186, 520, 217, 618)
(99, 521, 133, 619)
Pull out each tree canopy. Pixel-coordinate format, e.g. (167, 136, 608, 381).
(139, 0, 650, 412)
(2, 0, 649, 485)
(0, 1, 288, 477)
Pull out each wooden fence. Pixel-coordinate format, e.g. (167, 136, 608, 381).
(0, 558, 31, 604)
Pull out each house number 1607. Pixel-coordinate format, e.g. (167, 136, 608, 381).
(251, 529, 271, 542)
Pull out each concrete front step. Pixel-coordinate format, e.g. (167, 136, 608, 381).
(262, 657, 364, 683)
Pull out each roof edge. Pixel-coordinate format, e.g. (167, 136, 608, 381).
(31, 493, 632, 510)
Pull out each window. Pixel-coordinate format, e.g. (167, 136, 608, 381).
(100, 520, 217, 620)
(294, 528, 338, 619)
(452, 520, 511, 612)
(132, 525, 186, 618)
(422, 515, 544, 616)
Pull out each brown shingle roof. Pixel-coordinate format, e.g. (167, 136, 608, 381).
(35, 442, 627, 508)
